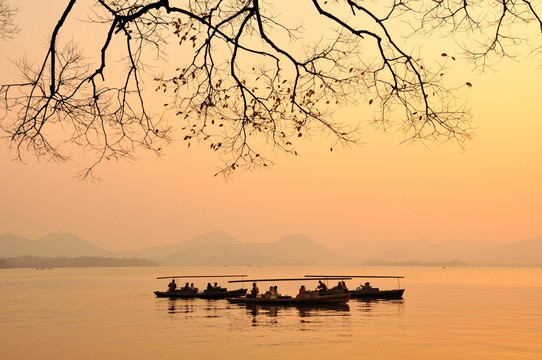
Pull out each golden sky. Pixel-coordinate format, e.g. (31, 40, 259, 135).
(1, 0, 541, 251)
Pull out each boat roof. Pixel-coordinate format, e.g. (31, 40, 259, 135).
(228, 277, 353, 283)
(304, 275, 404, 279)
(156, 274, 248, 280)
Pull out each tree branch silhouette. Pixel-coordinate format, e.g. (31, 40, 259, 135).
(6, 1, 538, 178)
(0, 0, 18, 41)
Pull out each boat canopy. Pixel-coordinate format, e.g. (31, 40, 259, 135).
(156, 274, 247, 280)
(304, 275, 404, 288)
(304, 275, 404, 279)
(228, 277, 353, 283)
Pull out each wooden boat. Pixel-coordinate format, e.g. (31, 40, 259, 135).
(305, 274, 405, 300)
(227, 292, 350, 305)
(348, 287, 404, 299)
(154, 274, 248, 300)
(154, 287, 247, 299)
(227, 276, 353, 306)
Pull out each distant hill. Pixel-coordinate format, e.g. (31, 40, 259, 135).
(335, 236, 542, 266)
(0, 256, 158, 269)
(158, 234, 359, 266)
(0, 232, 109, 257)
(489, 236, 542, 266)
(113, 231, 242, 260)
(2, 231, 542, 267)
(0, 232, 359, 266)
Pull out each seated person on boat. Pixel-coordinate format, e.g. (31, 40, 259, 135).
(296, 285, 307, 299)
(330, 281, 348, 292)
(189, 283, 199, 294)
(316, 280, 328, 292)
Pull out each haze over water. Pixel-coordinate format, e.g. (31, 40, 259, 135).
(1, 266, 541, 360)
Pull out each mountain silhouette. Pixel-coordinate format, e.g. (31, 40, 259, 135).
(113, 230, 241, 260)
(0, 232, 108, 257)
(2, 232, 542, 266)
(335, 236, 542, 266)
(158, 233, 358, 266)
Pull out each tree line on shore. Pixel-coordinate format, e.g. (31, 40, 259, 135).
(0, 256, 159, 269)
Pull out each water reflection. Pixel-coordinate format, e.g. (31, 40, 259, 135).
(350, 298, 405, 321)
(159, 297, 403, 317)
(241, 303, 350, 318)
(235, 300, 404, 318)
(166, 298, 197, 314)
(232, 303, 352, 327)
(354, 298, 404, 311)
(164, 298, 234, 315)
(156, 296, 404, 332)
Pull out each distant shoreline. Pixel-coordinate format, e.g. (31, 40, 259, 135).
(0, 256, 159, 269)
(362, 259, 468, 267)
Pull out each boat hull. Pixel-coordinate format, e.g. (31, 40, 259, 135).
(227, 292, 350, 305)
(154, 288, 247, 299)
(349, 289, 404, 300)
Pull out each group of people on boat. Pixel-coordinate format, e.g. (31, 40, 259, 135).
(266, 285, 279, 299)
(188, 283, 199, 293)
(249, 283, 281, 299)
(167, 279, 224, 294)
(206, 282, 221, 291)
(297, 281, 326, 298)
(295, 280, 349, 298)
(160, 276, 402, 301)
(250, 281, 328, 299)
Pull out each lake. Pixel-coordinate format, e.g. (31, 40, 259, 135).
(1, 266, 541, 359)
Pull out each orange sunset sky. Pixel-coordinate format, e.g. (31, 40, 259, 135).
(1, 0, 541, 251)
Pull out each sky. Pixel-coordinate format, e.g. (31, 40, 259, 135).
(1, 0, 541, 251)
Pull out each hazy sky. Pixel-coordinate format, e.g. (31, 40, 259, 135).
(1, 1, 541, 251)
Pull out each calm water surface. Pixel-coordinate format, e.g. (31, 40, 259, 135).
(1, 266, 541, 359)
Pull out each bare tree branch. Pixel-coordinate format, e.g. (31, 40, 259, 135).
(6, 0, 538, 178)
(0, 0, 18, 41)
